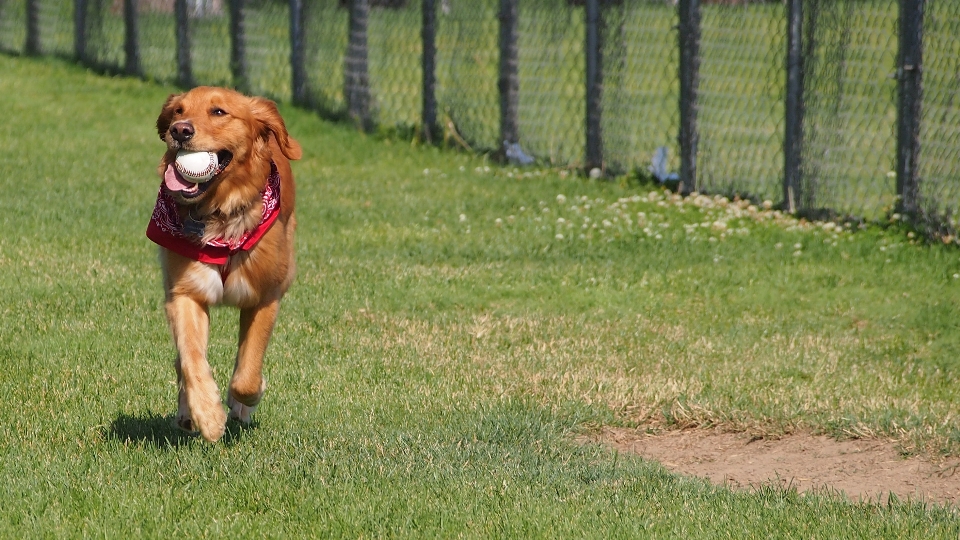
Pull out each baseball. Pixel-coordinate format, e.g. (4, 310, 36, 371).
(174, 150, 219, 182)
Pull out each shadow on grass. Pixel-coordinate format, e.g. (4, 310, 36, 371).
(105, 411, 255, 448)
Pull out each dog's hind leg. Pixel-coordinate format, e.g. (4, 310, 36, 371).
(166, 295, 226, 442)
(228, 299, 279, 424)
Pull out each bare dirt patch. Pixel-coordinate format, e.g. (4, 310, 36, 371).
(584, 428, 960, 506)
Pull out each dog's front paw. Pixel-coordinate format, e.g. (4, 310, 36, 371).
(192, 407, 227, 442)
(186, 389, 228, 442)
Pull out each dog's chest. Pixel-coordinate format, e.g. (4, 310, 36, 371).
(171, 260, 257, 307)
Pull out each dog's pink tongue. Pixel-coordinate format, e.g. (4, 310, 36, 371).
(163, 164, 197, 192)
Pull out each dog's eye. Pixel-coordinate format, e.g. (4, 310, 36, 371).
(212, 108, 227, 117)
(174, 107, 183, 115)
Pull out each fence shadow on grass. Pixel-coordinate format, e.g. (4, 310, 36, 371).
(105, 411, 255, 448)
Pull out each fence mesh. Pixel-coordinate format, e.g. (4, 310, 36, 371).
(515, 0, 583, 165)
(303, 0, 347, 119)
(802, 0, 898, 219)
(436, 0, 499, 151)
(697, 2, 785, 202)
(0, 0, 25, 54)
(919, 1, 960, 230)
(4, 0, 960, 233)
(188, 2, 231, 88)
(245, 0, 290, 100)
(138, 2, 176, 83)
(36, 0, 73, 56)
(602, 0, 678, 176)
(81, 0, 125, 70)
(368, 2, 420, 131)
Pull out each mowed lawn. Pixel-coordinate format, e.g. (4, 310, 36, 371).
(2, 54, 960, 537)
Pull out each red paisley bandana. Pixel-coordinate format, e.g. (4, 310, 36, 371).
(146, 162, 281, 265)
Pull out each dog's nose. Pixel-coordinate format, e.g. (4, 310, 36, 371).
(169, 121, 195, 143)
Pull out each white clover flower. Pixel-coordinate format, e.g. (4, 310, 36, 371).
(556, 194, 567, 205)
(775, 242, 783, 249)
(556, 234, 564, 240)
(495, 218, 503, 227)
(423, 168, 430, 175)
(459, 214, 467, 222)
(793, 243, 802, 249)
(557, 217, 566, 224)
(507, 215, 515, 223)
(542, 207, 550, 213)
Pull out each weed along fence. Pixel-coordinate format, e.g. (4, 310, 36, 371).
(2, 0, 960, 232)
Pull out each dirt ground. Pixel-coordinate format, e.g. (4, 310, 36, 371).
(583, 428, 960, 506)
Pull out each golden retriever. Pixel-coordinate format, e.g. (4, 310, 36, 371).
(147, 86, 301, 442)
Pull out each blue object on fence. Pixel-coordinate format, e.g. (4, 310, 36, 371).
(504, 141, 535, 166)
(650, 146, 680, 183)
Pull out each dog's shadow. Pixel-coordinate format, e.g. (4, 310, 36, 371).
(106, 411, 255, 448)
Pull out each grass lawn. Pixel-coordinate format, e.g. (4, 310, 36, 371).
(3, 54, 960, 537)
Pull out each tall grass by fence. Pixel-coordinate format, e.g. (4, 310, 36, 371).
(1, 0, 958, 232)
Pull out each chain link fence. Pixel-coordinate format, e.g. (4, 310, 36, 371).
(801, 0, 899, 220)
(1, 0, 959, 232)
(919, 1, 960, 233)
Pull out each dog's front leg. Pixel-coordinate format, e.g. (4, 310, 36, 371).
(228, 299, 280, 424)
(166, 294, 226, 442)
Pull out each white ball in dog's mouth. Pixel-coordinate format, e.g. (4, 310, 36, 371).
(174, 150, 219, 182)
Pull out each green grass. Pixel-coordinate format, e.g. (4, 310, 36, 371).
(4, 54, 960, 537)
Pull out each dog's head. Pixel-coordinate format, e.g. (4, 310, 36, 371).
(156, 86, 301, 206)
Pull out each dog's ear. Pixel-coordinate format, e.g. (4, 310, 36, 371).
(250, 97, 302, 161)
(156, 93, 182, 141)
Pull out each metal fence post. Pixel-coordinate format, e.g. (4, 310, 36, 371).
(421, 0, 438, 143)
(784, 0, 803, 213)
(345, 0, 372, 131)
(585, 0, 603, 171)
(896, 0, 925, 217)
(25, 0, 40, 55)
(124, 0, 142, 77)
(677, 0, 700, 194)
(290, 0, 306, 106)
(229, 0, 250, 94)
(498, 0, 519, 151)
(175, 0, 193, 87)
(74, 0, 88, 64)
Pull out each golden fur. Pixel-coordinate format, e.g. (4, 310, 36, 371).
(154, 86, 301, 442)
